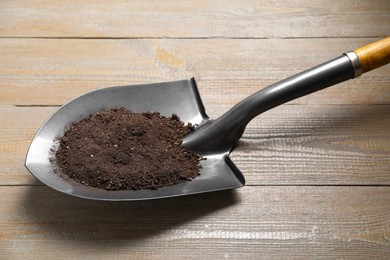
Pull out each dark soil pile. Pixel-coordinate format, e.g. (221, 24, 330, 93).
(53, 108, 202, 190)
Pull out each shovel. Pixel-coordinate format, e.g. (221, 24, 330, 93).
(26, 37, 390, 200)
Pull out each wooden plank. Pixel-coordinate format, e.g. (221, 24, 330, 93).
(0, 0, 389, 38)
(2, 104, 389, 186)
(233, 104, 390, 185)
(1, 38, 390, 106)
(0, 106, 55, 185)
(1, 186, 389, 259)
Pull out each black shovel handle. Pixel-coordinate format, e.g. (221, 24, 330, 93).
(183, 37, 390, 154)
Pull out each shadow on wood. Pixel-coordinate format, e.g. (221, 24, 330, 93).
(240, 104, 390, 143)
(21, 186, 239, 247)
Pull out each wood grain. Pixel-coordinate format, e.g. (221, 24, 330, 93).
(1, 38, 389, 106)
(2, 1, 390, 258)
(2, 104, 389, 186)
(0, 0, 389, 38)
(1, 186, 389, 259)
(355, 37, 390, 73)
(234, 104, 390, 185)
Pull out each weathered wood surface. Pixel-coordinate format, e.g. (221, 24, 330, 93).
(0, 0, 389, 38)
(1, 186, 390, 259)
(1, 104, 389, 186)
(1, 0, 390, 259)
(1, 38, 389, 106)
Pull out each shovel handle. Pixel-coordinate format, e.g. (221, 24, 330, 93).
(183, 37, 390, 154)
(355, 36, 390, 73)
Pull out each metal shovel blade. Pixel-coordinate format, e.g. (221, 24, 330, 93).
(25, 79, 245, 201)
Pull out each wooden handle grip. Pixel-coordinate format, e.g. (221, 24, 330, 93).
(354, 37, 390, 73)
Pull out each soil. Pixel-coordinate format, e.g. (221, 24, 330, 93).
(53, 108, 202, 191)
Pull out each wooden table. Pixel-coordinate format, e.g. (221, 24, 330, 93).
(1, 1, 389, 258)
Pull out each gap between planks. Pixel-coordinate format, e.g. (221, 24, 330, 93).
(0, 36, 385, 40)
